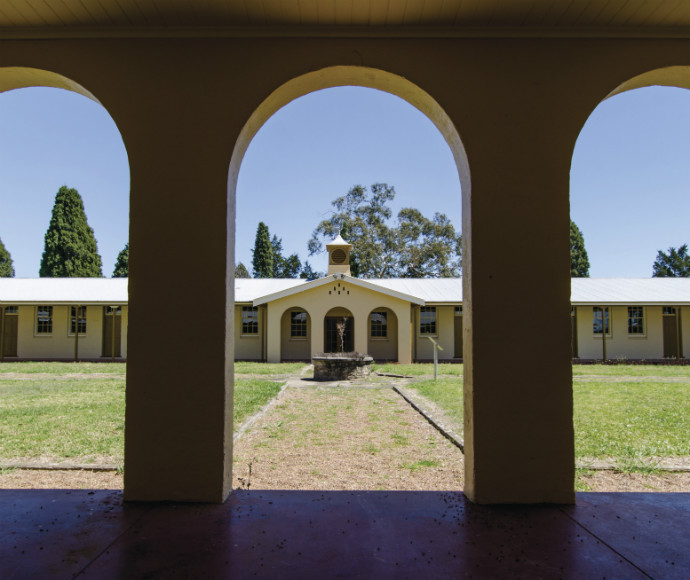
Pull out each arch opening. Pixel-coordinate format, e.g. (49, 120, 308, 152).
(569, 66, 690, 488)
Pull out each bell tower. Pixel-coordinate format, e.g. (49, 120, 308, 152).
(326, 234, 352, 276)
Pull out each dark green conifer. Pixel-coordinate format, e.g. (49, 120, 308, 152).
(39, 186, 103, 277)
(570, 220, 590, 277)
(0, 236, 15, 277)
(252, 222, 274, 278)
(112, 242, 129, 277)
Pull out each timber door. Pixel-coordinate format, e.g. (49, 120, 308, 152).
(325, 317, 354, 353)
(0, 306, 18, 358)
(454, 307, 463, 358)
(102, 306, 122, 358)
(663, 307, 682, 358)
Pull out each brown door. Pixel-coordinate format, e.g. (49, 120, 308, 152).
(454, 312, 463, 358)
(102, 307, 122, 358)
(663, 308, 682, 358)
(1, 306, 18, 358)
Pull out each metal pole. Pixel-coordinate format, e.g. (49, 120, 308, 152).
(0, 307, 5, 363)
(111, 307, 116, 360)
(676, 306, 682, 361)
(434, 342, 438, 380)
(600, 307, 607, 363)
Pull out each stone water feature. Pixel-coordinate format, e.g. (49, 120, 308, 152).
(312, 352, 374, 381)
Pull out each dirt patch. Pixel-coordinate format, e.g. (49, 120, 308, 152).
(0, 469, 122, 489)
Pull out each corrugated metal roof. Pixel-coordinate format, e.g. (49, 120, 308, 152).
(1, 277, 687, 305)
(365, 278, 463, 303)
(0, 278, 128, 304)
(570, 278, 690, 305)
(234, 278, 305, 302)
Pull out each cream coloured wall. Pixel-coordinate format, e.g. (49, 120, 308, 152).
(233, 304, 263, 361)
(414, 305, 456, 361)
(574, 305, 683, 360)
(16, 305, 105, 360)
(264, 280, 413, 364)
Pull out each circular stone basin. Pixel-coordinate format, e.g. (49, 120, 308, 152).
(312, 354, 374, 381)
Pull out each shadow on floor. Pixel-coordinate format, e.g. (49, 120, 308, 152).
(1, 489, 688, 580)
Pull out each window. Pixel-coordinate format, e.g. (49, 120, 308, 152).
(105, 306, 122, 316)
(627, 306, 645, 335)
(370, 311, 387, 338)
(593, 307, 610, 335)
(663, 306, 676, 316)
(455, 306, 463, 316)
(4, 306, 18, 314)
(290, 311, 307, 338)
(70, 306, 87, 335)
(36, 306, 53, 334)
(241, 306, 259, 335)
(420, 306, 436, 335)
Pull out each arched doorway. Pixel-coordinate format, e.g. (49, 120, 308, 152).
(324, 307, 354, 353)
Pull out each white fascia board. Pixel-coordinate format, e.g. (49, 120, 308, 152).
(253, 273, 426, 306)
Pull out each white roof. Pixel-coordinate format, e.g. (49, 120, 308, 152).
(0, 277, 128, 304)
(365, 278, 463, 303)
(570, 278, 690, 305)
(234, 278, 305, 303)
(0, 276, 687, 306)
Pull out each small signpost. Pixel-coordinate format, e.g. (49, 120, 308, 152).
(426, 336, 444, 380)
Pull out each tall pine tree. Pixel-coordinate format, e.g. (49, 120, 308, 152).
(112, 242, 129, 277)
(39, 186, 103, 277)
(0, 236, 15, 277)
(570, 220, 590, 277)
(252, 222, 274, 278)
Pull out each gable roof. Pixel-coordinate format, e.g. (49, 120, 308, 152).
(250, 274, 426, 306)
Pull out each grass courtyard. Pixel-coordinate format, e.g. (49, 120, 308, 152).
(0, 361, 688, 475)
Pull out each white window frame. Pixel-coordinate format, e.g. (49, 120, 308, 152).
(290, 311, 308, 340)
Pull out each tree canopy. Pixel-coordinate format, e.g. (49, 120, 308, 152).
(235, 262, 250, 278)
(652, 244, 690, 277)
(0, 236, 14, 277)
(112, 242, 129, 277)
(39, 186, 103, 277)
(308, 183, 462, 278)
(570, 220, 590, 277)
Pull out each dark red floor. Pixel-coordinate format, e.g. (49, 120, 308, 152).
(2, 489, 688, 580)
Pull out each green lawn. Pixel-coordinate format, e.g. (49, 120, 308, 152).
(383, 363, 690, 469)
(0, 362, 286, 463)
(1, 361, 687, 473)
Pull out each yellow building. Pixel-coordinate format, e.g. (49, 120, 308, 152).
(3, 242, 687, 364)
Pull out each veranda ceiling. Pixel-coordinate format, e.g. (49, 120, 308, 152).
(0, 0, 687, 37)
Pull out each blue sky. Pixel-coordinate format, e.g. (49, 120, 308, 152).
(0, 84, 687, 279)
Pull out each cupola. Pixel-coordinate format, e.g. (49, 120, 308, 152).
(326, 234, 352, 276)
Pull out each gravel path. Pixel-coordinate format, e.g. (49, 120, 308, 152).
(232, 385, 465, 491)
